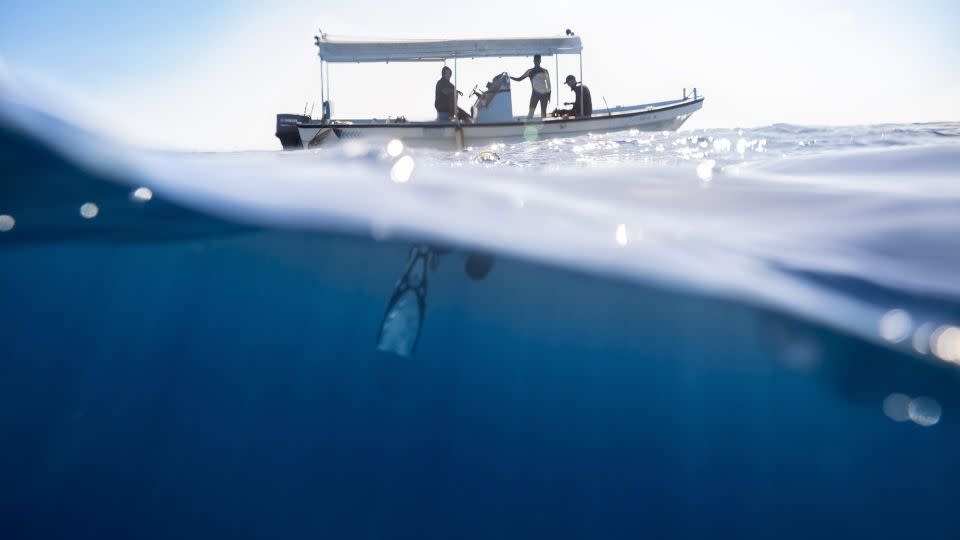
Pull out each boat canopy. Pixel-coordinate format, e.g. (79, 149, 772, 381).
(315, 34, 583, 63)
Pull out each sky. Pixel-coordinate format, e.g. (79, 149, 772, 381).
(1, 0, 958, 151)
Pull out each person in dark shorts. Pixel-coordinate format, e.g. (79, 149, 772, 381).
(511, 54, 552, 119)
(557, 74, 592, 118)
(434, 66, 471, 122)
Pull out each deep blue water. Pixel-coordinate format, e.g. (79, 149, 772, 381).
(3, 98, 960, 538)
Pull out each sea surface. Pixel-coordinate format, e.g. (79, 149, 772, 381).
(2, 80, 960, 539)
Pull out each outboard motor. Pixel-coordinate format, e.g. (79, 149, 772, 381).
(275, 113, 309, 150)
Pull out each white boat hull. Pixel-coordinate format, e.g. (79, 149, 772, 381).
(293, 97, 704, 150)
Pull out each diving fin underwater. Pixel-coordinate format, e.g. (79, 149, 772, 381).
(377, 246, 495, 356)
(377, 245, 437, 357)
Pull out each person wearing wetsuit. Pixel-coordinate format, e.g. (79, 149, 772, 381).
(560, 74, 592, 118)
(435, 66, 471, 122)
(511, 55, 552, 119)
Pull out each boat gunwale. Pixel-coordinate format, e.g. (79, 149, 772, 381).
(296, 97, 704, 130)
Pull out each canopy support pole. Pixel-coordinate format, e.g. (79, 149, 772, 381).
(320, 58, 327, 116)
(579, 52, 584, 117)
(554, 55, 559, 111)
(453, 56, 463, 149)
(454, 56, 461, 130)
(324, 61, 331, 118)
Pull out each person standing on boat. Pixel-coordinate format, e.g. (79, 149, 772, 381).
(435, 66, 471, 122)
(559, 75, 592, 118)
(511, 55, 552, 119)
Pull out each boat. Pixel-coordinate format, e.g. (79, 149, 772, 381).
(276, 32, 705, 151)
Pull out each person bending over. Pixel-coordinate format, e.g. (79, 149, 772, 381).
(557, 75, 592, 118)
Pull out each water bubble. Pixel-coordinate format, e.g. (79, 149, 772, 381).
(878, 309, 912, 343)
(390, 155, 415, 183)
(908, 396, 942, 427)
(615, 224, 628, 247)
(131, 187, 153, 202)
(882, 393, 911, 422)
(80, 202, 99, 219)
(386, 139, 404, 157)
(696, 160, 717, 181)
(0, 214, 14, 232)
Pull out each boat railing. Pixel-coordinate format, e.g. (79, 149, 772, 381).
(591, 95, 701, 117)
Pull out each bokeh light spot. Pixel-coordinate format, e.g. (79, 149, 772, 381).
(882, 393, 911, 422)
(386, 139, 404, 157)
(908, 396, 942, 427)
(80, 203, 99, 219)
(878, 309, 912, 343)
(913, 323, 934, 354)
(931, 325, 960, 364)
(696, 160, 716, 181)
(390, 156, 415, 183)
(615, 224, 628, 247)
(131, 187, 153, 202)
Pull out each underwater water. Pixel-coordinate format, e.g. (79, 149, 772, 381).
(2, 82, 960, 539)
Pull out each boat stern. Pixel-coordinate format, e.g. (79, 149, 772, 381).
(276, 114, 310, 150)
